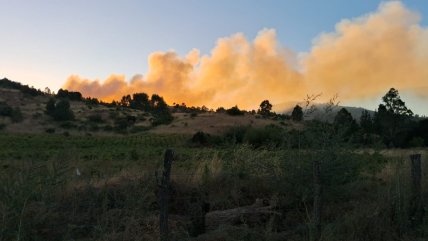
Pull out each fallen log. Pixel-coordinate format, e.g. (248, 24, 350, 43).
(205, 199, 281, 232)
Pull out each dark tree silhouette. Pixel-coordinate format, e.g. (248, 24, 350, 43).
(258, 100, 272, 116)
(382, 88, 413, 116)
(226, 106, 244, 116)
(46, 99, 74, 121)
(56, 89, 82, 101)
(360, 110, 373, 133)
(334, 108, 358, 140)
(120, 95, 132, 107)
(151, 94, 168, 111)
(45, 98, 56, 116)
(131, 93, 150, 111)
(374, 88, 414, 147)
(291, 105, 303, 122)
(53, 100, 74, 121)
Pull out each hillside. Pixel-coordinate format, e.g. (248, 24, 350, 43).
(1, 78, 428, 241)
(0, 78, 286, 136)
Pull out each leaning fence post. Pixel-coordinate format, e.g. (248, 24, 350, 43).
(156, 149, 174, 241)
(313, 159, 322, 240)
(409, 153, 423, 227)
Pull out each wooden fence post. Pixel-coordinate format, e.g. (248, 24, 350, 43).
(157, 149, 174, 241)
(313, 159, 322, 240)
(409, 154, 423, 227)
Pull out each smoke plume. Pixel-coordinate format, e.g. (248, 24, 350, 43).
(64, 1, 428, 110)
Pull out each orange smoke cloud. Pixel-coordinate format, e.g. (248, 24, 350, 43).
(64, 1, 428, 110)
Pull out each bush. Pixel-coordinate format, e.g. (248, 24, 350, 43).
(45, 128, 56, 133)
(151, 111, 173, 126)
(46, 99, 74, 121)
(103, 125, 113, 131)
(87, 114, 104, 123)
(129, 125, 151, 133)
(10, 108, 23, 123)
(59, 121, 76, 129)
(0, 102, 13, 116)
(192, 131, 209, 145)
(224, 126, 249, 144)
(244, 125, 284, 148)
(226, 105, 244, 116)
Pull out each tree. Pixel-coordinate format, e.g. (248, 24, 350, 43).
(374, 88, 414, 147)
(150, 94, 168, 112)
(382, 88, 413, 116)
(334, 108, 354, 127)
(131, 93, 150, 111)
(56, 89, 82, 101)
(291, 105, 303, 122)
(226, 106, 244, 116)
(53, 100, 74, 121)
(45, 98, 56, 116)
(334, 108, 358, 140)
(120, 95, 132, 107)
(46, 99, 74, 121)
(258, 100, 272, 117)
(359, 110, 373, 133)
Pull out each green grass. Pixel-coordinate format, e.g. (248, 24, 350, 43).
(0, 133, 427, 241)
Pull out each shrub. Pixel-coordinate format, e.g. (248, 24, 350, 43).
(60, 121, 76, 129)
(129, 125, 150, 133)
(0, 102, 13, 116)
(11, 108, 23, 123)
(103, 125, 113, 131)
(87, 114, 104, 123)
(226, 106, 244, 116)
(151, 111, 173, 126)
(192, 131, 208, 145)
(45, 128, 56, 133)
(244, 125, 284, 148)
(46, 99, 74, 121)
(223, 126, 249, 144)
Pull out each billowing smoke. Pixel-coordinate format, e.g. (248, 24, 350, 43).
(64, 1, 428, 110)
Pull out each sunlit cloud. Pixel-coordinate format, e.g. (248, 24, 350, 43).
(64, 1, 428, 110)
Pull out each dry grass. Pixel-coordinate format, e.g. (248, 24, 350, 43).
(150, 112, 287, 135)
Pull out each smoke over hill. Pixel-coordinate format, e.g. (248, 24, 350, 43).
(64, 2, 428, 110)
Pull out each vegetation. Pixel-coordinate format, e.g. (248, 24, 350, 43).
(0, 78, 45, 96)
(1, 80, 428, 240)
(291, 105, 303, 121)
(258, 100, 272, 117)
(226, 105, 244, 116)
(45, 98, 75, 121)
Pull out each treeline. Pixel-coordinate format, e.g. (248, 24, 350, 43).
(191, 88, 428, 148)
(113, 93, 173, 126)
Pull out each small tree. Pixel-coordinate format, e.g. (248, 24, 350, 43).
(226, 106, 244, 116)
(291, 105, 303, 122)
(131, 93, 150, 111)
(258, 100, 272, 117)
(45, 98, 56, 116)
(53, 100, 74, 121)
(46, 99, 74, 121)
(359, 110, 373, 133)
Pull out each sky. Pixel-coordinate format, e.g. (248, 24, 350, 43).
(1, 0, 428, 115)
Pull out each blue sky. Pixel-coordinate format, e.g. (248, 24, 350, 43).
(1, 1, 427, 114)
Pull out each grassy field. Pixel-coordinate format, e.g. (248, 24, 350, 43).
(1, 132, 427, 241)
